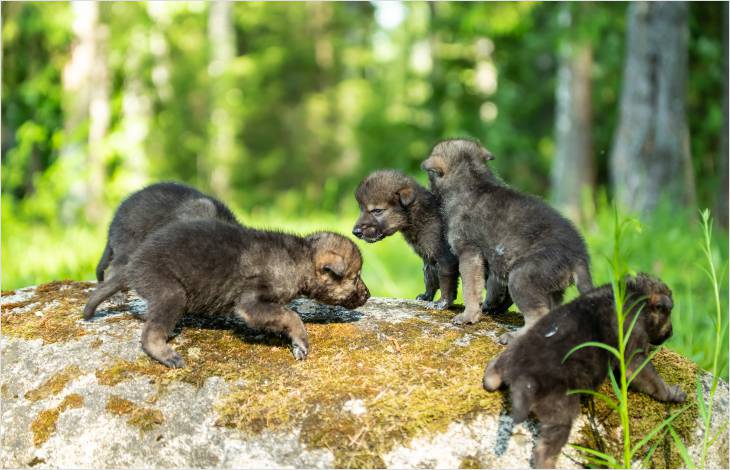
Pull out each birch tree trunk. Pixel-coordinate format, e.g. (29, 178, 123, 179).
(118, 26, 151, 193)
(551, 6, 595, 224)
(716, 3, 728, 229)
(610, 1, 696, 215)
(61, 1, 110, 223)
(206, 0, 237, 200)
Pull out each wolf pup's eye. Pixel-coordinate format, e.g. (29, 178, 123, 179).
(428, 169, 444, 178)
(370, 208, 384, 216)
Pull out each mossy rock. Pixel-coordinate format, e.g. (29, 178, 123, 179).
(1, 281, 727, 468)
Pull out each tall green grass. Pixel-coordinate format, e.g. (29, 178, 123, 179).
(2, 202, 727, 379)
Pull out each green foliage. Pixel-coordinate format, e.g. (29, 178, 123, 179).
(3, 2, 726, 214)
(1, 0, 727, 389)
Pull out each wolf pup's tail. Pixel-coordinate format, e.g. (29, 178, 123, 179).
(95, 242, 113, 282)
(84, 274, 125, 320)
(574, 261, 593, 295)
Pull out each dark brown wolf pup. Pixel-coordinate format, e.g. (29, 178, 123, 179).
(353, 170, 511, 313)
(483, 274, 685, 468)
(422, 138, 592, 342)
(84, 219, 369, 367)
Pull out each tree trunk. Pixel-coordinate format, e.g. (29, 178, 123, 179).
(610, 2, 696, 215)
(118, 26, 151, 193)
(206, 0, 237, 200)
(716, 3, 728, 229)
(551, 6, 595, 224)
(61, 1, 110, 224)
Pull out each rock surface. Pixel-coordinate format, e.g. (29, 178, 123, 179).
(1, 281, 727, 469)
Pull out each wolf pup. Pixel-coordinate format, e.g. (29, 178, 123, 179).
(353, 170, 512, 313)
(95, 182, 238, 282)
(84, 219, 370, 367)
(483, 273, 685, 468)
(422, 138, 592, 342)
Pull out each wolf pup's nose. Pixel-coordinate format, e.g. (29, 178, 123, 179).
(352, 227, 364, 238)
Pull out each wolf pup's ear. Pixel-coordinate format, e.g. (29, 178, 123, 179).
(316, 252, 347, 278)
(649, 293, 673, 311)
(396, 186, 415, 207)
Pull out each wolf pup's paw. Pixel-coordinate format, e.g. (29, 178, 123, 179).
(162, 353, 186, 369)
(498, 331, 515, 345)
(416, 293, 434, 302)
(667, 385, 687, 403)
(452, 311, 480, 325)
(291, 342, 309, 361)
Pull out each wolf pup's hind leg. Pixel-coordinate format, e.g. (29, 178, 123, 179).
(84, 274, 125, 320)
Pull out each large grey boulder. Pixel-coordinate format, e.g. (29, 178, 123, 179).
(1, 281, 727, 468)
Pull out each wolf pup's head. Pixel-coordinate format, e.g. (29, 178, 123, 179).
(421, 138, 496, 194)
(306, 232, 370, 309)
(353, 170, 419, 243)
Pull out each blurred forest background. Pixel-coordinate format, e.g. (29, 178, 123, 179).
(2, 2, 728, 376)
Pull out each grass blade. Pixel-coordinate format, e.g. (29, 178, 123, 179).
(582, 455, 613, 469)
(627, 347, 662, 386)
(640, 429, 668, 468)
(563, 341, 621, 363)
(695, 378, 708, 422)
(570, 444, 617, 468)
(708, 421, 729, 448)
(626, 348, 644, 367)
(622, 300, 646, 349)
(567, 389, 619, 411)
(607, 367, 622, 402)
(630, 404, 689, 456)
(570, 444, 614, 460)
(668, 424, 695, 468)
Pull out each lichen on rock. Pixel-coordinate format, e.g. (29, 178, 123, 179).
(30, 394, 84, 446)
(106, 395, 165, 431)
(2, 280, 94, 343)
(25, 365, 82, 403)
(1, 281, 727, 469)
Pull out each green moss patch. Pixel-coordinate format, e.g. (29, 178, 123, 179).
(25, 365, 82, 403)
(95, 359, 169, 387)
(575, 348, 699, 468)
(93, 313, 504, 467)
(30, 393, 84, 446)
(2, 281, 94, 343)
(105, 395, 165, 431)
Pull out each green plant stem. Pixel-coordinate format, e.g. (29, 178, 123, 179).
(699, 210, 722, 468)
(612, 208, 632, 468)
(616, 283, 631, 468)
